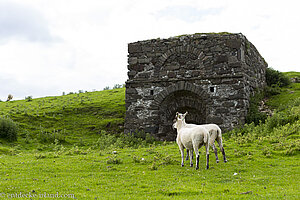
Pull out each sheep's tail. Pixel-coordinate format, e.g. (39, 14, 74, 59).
(217, 126, 222, 140)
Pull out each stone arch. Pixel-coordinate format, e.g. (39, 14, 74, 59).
(154, 46, 205, 78)
(157, 45, 205, 67)
(152, 82, 208, 140)
(152, 81, 208, 107)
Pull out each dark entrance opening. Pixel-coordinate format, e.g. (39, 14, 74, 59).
(158, 90, 206, 140)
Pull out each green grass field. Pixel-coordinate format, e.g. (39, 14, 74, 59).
(0, 73, 299, 199)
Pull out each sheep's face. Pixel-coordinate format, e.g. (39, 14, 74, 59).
(175, 112, 188, 121)
(173, 112, 188, 129)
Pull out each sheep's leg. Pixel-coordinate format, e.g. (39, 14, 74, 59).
(186, 149, 194, 160)
(186, 149, 189, 160)
(206, 143, 210, 170)
(178, 144, 185, 167)
(189, 149, 193, 167)
(213, 143, 219, 163)
(193, 146, 199, 170)
(196, 153, 200, 170)
(209, 132, 218, 163)
(222, 147, 227, 163)
(217, 137, 227, 163)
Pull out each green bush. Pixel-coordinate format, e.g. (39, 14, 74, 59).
(25, 96, 33, 102)
(246, 91, 267, 125)
(0, 117, 18, 141)
(264, 85, 281, 97)
(265, 106, 299, 131)
(230, 101, 299, 138)
(37, 128, 66, 144)
(266, 68, 291, 87)
(106, 155, 123, 164)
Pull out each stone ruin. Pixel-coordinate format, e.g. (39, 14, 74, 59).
(124, 33, 267, 140)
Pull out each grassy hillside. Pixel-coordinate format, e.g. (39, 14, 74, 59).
(266, 72, 300, 109)
(0, 88, 125, 146)
(0, 73, 299, 199)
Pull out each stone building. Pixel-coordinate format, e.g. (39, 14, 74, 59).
(125, 33, 267, 140)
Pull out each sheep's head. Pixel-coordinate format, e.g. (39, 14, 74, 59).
(173, 112, 188, 129)
(175, 112, 188, 120)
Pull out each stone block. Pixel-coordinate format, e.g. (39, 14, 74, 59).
(138, 58, 151, 64)
(222, 101, 235, 107)
(212, 46, 223, 52)
(126, 87, 137, 94)
(144, 126, 159, 134)
(127, 71, 137, 78)
(165, 64, 180, 71)
(215, 54, 228, 64)
(216, 107, 229, 113)
(207, 116, 223, 124)
(128, 57, 138, 65)
(226, 39, 242, 49)
(228, 55, 238, 63)
(131, 65, 144, 72)
(128, 43, 142, 53)
(168, 71, 176, 78)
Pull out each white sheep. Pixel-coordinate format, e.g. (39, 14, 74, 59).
(6, 94, 13, 101)
(173, 112, 227, 163)
(175, 112, 210, 170)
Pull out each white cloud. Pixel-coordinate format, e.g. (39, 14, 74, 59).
(0, 0, 299, 100)
(155, 5, 224, 23)
(0, 1, 59, 44)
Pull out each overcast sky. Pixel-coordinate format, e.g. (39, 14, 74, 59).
(1, 0, 299, 100)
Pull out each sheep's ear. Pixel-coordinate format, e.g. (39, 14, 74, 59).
(184, 111, 188, 117)
(176, 112, 179, 117)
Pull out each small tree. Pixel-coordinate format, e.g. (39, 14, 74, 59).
(103, 86, 110, 90)
(113, 84, 123, 89)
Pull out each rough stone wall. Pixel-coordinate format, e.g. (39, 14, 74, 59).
(125, 33, 267, 140)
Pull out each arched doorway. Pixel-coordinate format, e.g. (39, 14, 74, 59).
(158, 90, 206, 140)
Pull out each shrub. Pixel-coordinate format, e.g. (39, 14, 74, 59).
(0, 146, 16, 155)
(266, 68, 290, 87)
(265, 108, 299, 131)
(25, 96, 33, 102)
(264, 85, 281, 97)
(94, 131, 117, 150)
(38, 128, 66, 144)
(246, 91, 267, 125)
(0, 117, 18, 141)
(113, 84, 123, 89)
(106, 155, 123, 164)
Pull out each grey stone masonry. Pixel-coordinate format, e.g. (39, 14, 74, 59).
(125, 33, 267, 140)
